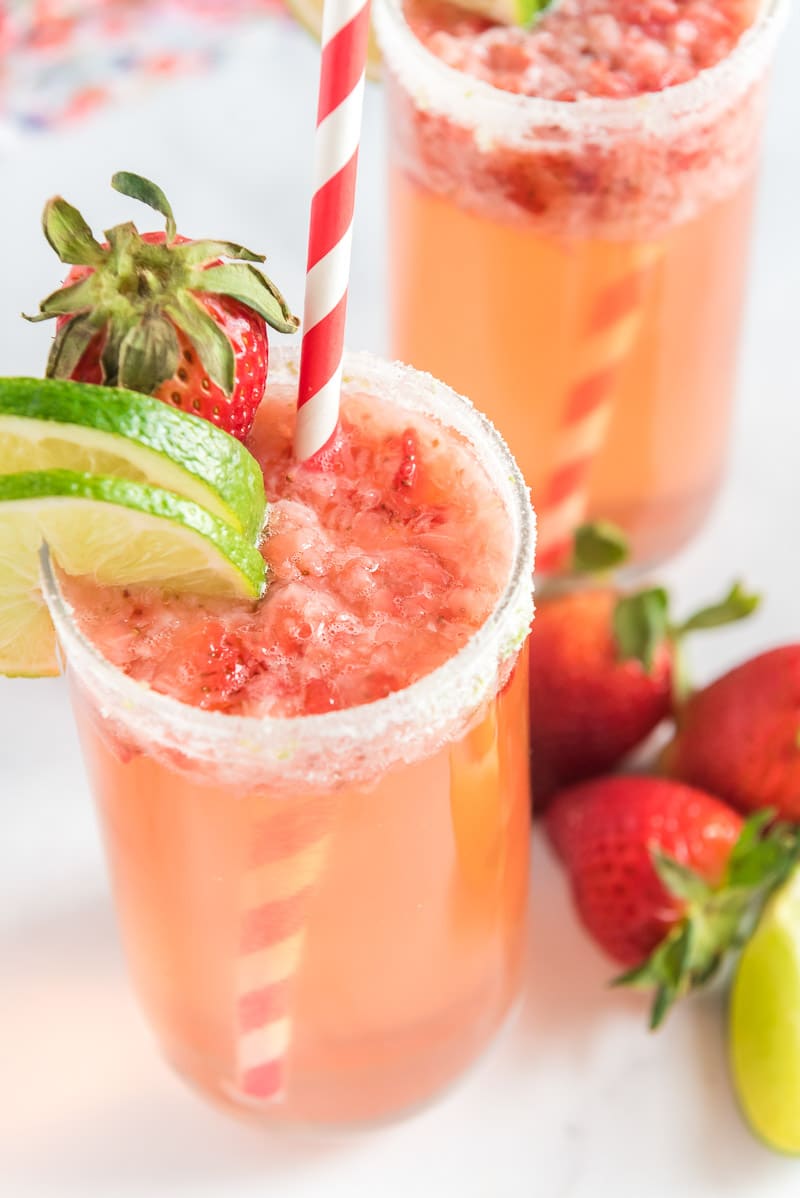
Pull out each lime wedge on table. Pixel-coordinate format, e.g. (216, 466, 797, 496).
(0, 470, 266, 678)
(0, 378, 266, 542)
(730, 866, 800, 1155)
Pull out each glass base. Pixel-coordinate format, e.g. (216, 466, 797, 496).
(160, 988, 524, 1130)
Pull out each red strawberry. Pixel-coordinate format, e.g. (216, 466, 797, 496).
(662, 646, 800, 822)
(530, 586, 673, 801)
(26, 171, 298, 441)
(546, 775, 799, 1026)
(529, 525, 759, 805)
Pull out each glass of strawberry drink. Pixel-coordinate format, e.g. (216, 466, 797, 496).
(43, 348, 535, 1125)
(375, 0, 788, 571)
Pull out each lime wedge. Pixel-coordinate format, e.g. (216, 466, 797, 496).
(0, 469, 266, 678)
(454, 0, 551, 24)
(730, 866, 800, 1154)
(0, 378, 266, 542)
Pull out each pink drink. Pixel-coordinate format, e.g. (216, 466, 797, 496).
(48, 351, 535, 1124)
(377, 0, 786, 568)
(66, 371, 514, 716)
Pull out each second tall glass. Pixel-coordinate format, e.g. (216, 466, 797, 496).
(376, 0, 787, 569)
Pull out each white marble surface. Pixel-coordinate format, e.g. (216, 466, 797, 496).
(2, 10, 800, 1196)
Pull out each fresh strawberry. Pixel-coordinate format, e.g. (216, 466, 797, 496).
(662, 646, 800, 822)
(530, 586, 672, 801)
(529, 525, 759, 804)
(26, 171, 298, 441)
(546, 775, 800, 1026)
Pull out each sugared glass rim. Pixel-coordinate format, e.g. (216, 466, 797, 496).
(373, 0, 788, 136)
(41, 349, 535, 782)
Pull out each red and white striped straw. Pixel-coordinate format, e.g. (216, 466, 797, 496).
(536, 243, 663, 575)
(233, 0, 371, 1104)
(294, 0, 372, 462)
(236, 799, 332, 1102)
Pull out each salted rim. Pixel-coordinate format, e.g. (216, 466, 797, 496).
(373, 0, 789, 138)
(41, 348, 536, 764)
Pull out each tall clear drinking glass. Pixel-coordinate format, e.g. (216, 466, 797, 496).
(42, 351, 535, 1126)
(375, 0, 787, 570)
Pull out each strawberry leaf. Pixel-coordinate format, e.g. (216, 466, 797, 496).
(42, 197, 106, 267)
(166, 292, 236, 395)
(23, 275, 99, 323)
(190, 264, 299, 334)
(652, 851, 712, 903)
(45, 312, 105, 379)
(571, 521, 629, 575)
(612, 587, 670, 672)
(176, 239, 265, 267)
(614, 922, 694, 1029)
(615, 817, 800, 1028)
(675, 581, 760, 635)
(118, 315, 181, 395)
(112, 171, 177, 244)
(100, 321, 127, 387)
(104, 221, 140, 259)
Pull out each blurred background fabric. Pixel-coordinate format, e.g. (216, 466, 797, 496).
(0, 0, 286, 139)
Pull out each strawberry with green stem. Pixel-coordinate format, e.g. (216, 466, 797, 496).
(529, 522, 759, 804)
(25, 171, 298, 442)
(546, 775, 800, 1027)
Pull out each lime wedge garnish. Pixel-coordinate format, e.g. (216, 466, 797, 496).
(0, 378, 266, 542)
(0, 469, 266, 678)
(454, 0, 551, 25)
(730, 865, 800, 1155)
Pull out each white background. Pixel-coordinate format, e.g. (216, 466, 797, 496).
(1, 8, 799, 1196)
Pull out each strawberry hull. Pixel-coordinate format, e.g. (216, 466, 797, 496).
(34, 176, 298, 443)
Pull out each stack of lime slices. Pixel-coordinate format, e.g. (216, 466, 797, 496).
(0, 377, 267, 677)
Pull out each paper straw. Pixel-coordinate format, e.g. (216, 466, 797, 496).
(294, 0, 372, 461)
(535, 243, 663, 575)
(236, 797, 333, 1101)
(234, 0, 371, 1104)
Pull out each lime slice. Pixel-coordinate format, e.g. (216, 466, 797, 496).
(0, 378, 266, 543)
(730, 866, 800, 1154)
(0, 469, 266, 678)
(478, 0, 553, 24)
(285, 0, 382, 79)
(454, 0, 550, 23)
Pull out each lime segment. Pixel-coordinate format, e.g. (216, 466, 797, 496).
(0, 469, 266, 678)
(0, 377, 266, 542)
(730, 866, 800, 1155)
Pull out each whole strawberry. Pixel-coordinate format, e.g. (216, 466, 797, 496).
(546, 775, 799, 1026)
(662, 645, 800, 822)
(530, 585, 672, 801)
(26, 171, 298, 441)
(529, 525, 759, 805)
